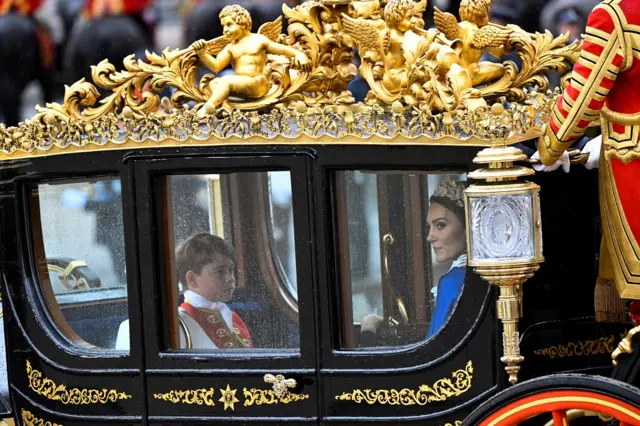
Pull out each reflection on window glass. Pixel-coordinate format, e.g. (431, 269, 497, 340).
(268, 171, 297, 299)
(137, 171, 299, 351)
(33, 179, 128, 350)
(336, 171, 467, 349)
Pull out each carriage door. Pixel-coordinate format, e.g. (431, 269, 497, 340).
(133, 152, 319, 425)
(336, 170, 437, 347)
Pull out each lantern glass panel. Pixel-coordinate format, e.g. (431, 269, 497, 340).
(469, 194, 535, 262)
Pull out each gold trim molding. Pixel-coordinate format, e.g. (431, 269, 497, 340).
(0, 95, 554, 161)
(334, 361, 473, 405)
(533, 333, 627, 359)
(442, 422, 462, 426)
(153, 384, 310, 409)
(243, 388, 309, 406)
(153, 388, 216, 406)
(26, 360, 131, 405)
(20, 409, 61, 426)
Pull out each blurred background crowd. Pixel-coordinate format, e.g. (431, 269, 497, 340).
(0, 0, 601, 125)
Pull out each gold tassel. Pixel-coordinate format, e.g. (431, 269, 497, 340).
(595, 278, 627, 323)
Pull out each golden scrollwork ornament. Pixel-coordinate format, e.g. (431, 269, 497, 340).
(20, 409, 62, 426)
(26, 360, 131, 405)
(153, 388, 216, 406)
(0, 0, 581, 159)
(335, 361, 473, 405)
(534, 335, 619, 359)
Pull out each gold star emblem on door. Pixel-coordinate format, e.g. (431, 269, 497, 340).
(219, 384, 239, 411)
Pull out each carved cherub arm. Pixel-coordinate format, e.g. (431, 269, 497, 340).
(191, 37, 232, 73)
(256, 15, 311, 71)
(264, 38, 312, 71)
(200, 47, 232, 73)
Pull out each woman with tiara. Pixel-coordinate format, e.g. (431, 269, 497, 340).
(360, 179, 468, 346)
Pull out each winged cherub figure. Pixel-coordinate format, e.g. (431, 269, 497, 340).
(434, 0, 512, 87)
(342, 0, 430, 95)
(190, 5, 311, 115)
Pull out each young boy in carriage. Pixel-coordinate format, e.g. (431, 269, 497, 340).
(174, 233, 253, 349)
(115, 233, 253, 349)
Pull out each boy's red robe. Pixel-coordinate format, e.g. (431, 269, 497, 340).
(180, 302, 253, 348)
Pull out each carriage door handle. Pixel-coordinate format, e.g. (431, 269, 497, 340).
(383, 233, 395, 278)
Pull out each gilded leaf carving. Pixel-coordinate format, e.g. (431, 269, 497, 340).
(26, 360, 131, 405)
(335, 361, 473, 405)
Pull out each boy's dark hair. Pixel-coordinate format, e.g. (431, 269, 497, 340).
(176, 233, 237, 287)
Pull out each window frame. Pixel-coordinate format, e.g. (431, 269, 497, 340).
(131, 151, 318, 370)
(28, 175, 132, 353)
(311, 145, 496, 369)
(6, 150, 143, 374)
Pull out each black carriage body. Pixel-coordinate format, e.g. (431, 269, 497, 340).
(0, 144, 608, 425)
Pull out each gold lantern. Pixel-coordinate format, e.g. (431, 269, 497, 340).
(464, 105, 544, 385)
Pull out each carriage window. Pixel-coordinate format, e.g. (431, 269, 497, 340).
(335, 171, 468, 349)
(31, 179, 128, 350)
(160, 171, 299, 351)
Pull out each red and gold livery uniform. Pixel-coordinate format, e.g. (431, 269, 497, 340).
(539, 0, 640, 302)
(81, 0, 149, 18)
(0, 0, 41, 16)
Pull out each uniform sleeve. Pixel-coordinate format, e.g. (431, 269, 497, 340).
(539, 5, 625, 165)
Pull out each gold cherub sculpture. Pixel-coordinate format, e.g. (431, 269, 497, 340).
(434, 0, 512, 87)
(190, 5, 311, 115)
(342, 0, 432, 97)
(342, 0, 475, 110)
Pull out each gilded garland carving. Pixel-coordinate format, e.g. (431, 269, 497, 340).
(442, 422, 462, 426)
(20, 409, 62, 426)
(334, 361, 473, 405)
(533, 335, 619, 359)
(0, 0, 579, 159)
(0, 90, 558, 159)
(26, 360, 131, 405)
(243, 388, 310, 406)
(153, 384, 309, 409)
(153, 388, 216, 406)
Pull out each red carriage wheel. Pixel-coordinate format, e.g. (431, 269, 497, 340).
(464, 375, 640, 426)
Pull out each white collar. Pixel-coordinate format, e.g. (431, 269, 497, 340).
(183, 290, 233, 330)
(449, 253, 468, 271)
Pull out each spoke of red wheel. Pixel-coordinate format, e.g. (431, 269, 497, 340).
(552, 410, 568, 426)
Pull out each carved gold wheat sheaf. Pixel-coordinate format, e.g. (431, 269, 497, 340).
(153, 388, 216, 406)
(533, 334, 621, 359)
(26, 360, 131, 404)
(334, 361, 473, 405)
(20, 409, 62, 426)
(243, 388, 310, 406)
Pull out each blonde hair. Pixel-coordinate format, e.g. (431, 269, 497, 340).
(384, 0, 416, 28)
(219, 5, 252, 31)
(460, 0, 491, 25)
